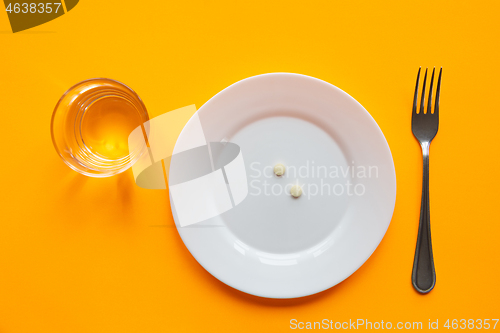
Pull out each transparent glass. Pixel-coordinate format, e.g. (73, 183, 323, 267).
(51, 78, 149, 177)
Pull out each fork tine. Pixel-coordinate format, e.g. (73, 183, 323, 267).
(419, 68, 428, 114)
(427, 67, 435, 114)
(434, 67, 442, 117)
(413, 67, 421, 114)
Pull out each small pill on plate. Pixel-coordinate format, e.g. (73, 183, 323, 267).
(274, 163, 285, 176)
(290, 185, 302, 198)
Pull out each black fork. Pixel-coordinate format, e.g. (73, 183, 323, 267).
(411, 67, 442, 294)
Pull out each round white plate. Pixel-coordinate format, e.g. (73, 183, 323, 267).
(171, 73, 396, 298)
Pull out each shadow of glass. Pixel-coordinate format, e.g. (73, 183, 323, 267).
(115, 171, 134, 210)
(62, 169, 89, 193)
(57, 167, 138, 226)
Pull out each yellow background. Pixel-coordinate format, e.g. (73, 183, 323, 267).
(1, 1, 499, 332)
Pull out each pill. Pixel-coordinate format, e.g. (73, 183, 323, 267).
(274, 163, 285, 176)
(290, 185, 302, 198)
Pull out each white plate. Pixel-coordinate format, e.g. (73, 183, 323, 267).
(170, 73, 396, 298)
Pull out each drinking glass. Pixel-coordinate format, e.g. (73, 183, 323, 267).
(51, 78, 149, 177)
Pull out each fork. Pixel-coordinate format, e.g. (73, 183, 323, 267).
(411, 67, 442, 294)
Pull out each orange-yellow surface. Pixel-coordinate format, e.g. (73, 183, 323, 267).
(1, 1, 499, 332)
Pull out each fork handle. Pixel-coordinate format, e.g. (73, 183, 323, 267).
(412, 143, 436, 293)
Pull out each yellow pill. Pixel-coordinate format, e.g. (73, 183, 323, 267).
(274, 163, 285, 176)
(290, 185, 302, 198)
